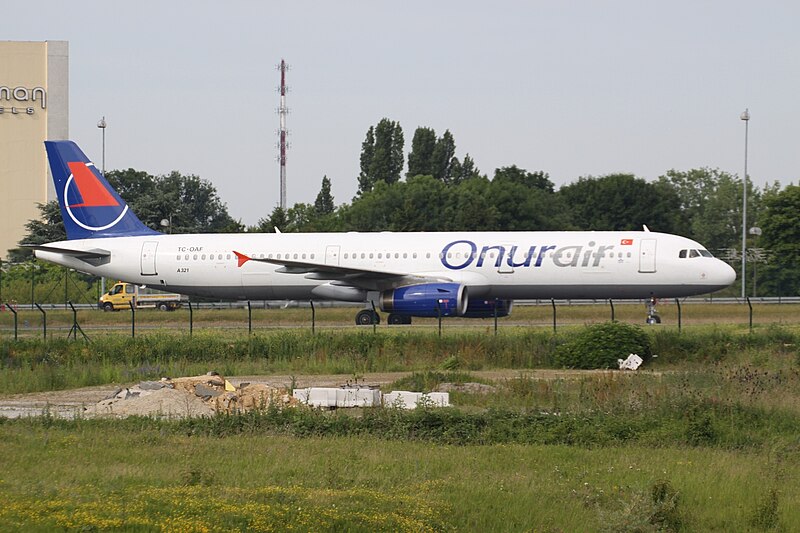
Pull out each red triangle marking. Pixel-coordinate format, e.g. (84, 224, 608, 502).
(67, 162, 119, 207)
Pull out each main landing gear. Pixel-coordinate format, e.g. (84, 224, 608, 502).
(355, 309, 380, 326)
(646, 297, 661, 325)
(355, 310, 413, 325)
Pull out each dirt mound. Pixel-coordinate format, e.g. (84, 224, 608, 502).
(90, 373, 292, 419)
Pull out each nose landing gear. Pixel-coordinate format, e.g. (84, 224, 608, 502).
(646, 297, 661, 324)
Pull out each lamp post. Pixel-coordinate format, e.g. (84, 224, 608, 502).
(740, 108, 750, 299)
(97, 116, 107, 303)
(97, 116, 107, 174)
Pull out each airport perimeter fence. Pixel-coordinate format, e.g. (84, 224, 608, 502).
(1, 296, 798, 342)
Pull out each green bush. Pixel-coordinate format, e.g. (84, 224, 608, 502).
(554, 321, 652, 369)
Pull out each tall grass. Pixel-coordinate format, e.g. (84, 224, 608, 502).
(1, 423, 798, 530)
(1, 325, 799, 394)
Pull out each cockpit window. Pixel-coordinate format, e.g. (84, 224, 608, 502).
(699, 249, 713, 258)
(679, 250, 687, 258)
(689, 249, 700, 258)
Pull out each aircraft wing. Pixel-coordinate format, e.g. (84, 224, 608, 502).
(233, 250, 451, 289)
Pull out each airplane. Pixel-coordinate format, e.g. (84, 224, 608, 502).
(32, 140, 736, 325)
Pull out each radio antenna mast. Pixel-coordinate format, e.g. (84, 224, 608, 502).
(277, 59, 289, 211)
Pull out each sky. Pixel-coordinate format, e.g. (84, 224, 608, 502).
(8, 1, 800, 225)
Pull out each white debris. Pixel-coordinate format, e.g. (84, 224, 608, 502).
(617, 353, 644, 370)
(293, 387, 382, 408)
(383, 391, 450, 409)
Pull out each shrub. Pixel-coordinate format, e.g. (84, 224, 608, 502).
(554, 322, 652, 369)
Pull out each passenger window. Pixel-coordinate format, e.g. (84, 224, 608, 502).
(344, 253, 348, 259)
(426, 253, 431, 259)
(395, 253, 399, 259)
(378, 253, 382, 259)
(369, 253, 374, 259)
(193, 254, 198, 261)
(403, 253, 407, 259)
(176, 255, 181, 260)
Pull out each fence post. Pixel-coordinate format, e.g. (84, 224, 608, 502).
(188, 300, 193, 337)
(436, 300, 442, 337)
(67, 301, 89, 342)
(493, 298, 498, 335)
(247, 300, 252, 335)
(129, 300, 135, 338)
(675, 298, 681, 332)
(551, 298, 557, 333)
(34, 303, 46, 341)
(370, 301, 378, 334)
(6, 302, 17, 341)
(609, 299, 615, 322)
(310, 300, 316, 334)
(747, 297, 753, 332)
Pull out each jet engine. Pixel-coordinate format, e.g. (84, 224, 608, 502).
(379, 283, 467, 317)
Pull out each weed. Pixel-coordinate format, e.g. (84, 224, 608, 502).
(749, 488, 780, 530)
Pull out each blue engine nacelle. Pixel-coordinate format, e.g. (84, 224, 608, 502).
(379, 283, 468, 317)
(462, 298, 514, 318)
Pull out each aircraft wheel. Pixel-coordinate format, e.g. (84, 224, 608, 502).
(646, 315, 661, 325)
(356, 310, 380, 326)
(388, 313, 411, 325)
(103, 302, 114, 312)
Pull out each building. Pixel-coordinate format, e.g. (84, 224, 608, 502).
(0, 40, 69, 260)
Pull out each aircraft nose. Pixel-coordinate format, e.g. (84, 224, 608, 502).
(715, 260, 737, 287)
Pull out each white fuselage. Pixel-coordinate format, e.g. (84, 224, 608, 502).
(35, 230, 736, 302)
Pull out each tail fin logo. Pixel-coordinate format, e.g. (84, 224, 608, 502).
(63, 162, 129, 231)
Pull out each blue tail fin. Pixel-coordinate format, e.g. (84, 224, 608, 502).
(44, 140, 158, 240)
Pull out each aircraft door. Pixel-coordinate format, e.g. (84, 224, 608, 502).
(639, 239, 657, 273)
(141, 241, 158, 276)
(325, 245, 341, 266)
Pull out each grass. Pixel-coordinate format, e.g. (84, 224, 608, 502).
(2, 317, 800, 529)
(0, 421, 797, 531)
(1, 323, 799, 395)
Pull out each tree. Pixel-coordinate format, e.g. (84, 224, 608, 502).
(7, 201, 65, 261)
(449, 154, 482, 185)
(559, 173, 683, 233)
(357, 118, 404, 195)
(314, 176, 335, 216)
(489, 167, 569, 231)
(407, 127, 437, 178)
(256, 206, 289, 233)
(449, 176, 500, 230)
(391, 175, 453, 231)
(756, 184, 800, 296)
(658, 168, 760, 252)
(431, 130, 456, 183)
(357, 126, 376, 195)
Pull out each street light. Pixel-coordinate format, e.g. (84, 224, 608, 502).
(740, 108, 750, 299)
(97, 116, 107, 174)
(97, 116, 107, 302)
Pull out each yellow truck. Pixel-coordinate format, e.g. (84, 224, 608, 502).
(100, 282, 183, 312)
